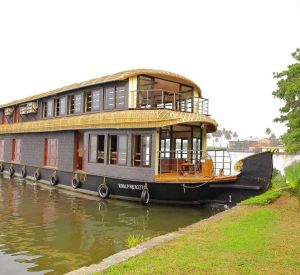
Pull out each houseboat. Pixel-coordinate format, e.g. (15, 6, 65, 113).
(0, 69, 273, 205)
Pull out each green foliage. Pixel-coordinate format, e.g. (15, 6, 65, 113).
(285, 161, 300, 194)
(271, 174, 287, 189)
(272, 167, 281, 178)
(126, 235, 149, 248)
(273, 48, 300, 154)
(240, 189, 282, 205)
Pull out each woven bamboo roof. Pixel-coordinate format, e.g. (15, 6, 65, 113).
(0, 109, 217, 134)
(0, 69, 202, 108)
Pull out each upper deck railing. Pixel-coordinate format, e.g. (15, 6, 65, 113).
(132, 89, 209, 115)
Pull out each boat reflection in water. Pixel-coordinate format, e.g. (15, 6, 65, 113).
(0, 175, 216, 274)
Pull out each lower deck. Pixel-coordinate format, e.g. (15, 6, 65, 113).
(155, 173, 237, 183)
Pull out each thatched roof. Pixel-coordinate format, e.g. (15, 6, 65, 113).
(0, 69, 202, 108)
(0, 109, 217, 134)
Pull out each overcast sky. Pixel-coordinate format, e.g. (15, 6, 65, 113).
(0, 0, 299, 139)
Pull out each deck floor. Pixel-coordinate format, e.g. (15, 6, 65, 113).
(155, 173, 237, 183)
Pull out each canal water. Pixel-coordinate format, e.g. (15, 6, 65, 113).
(0, 153, 299, 274)
(0, 175, 215, 275)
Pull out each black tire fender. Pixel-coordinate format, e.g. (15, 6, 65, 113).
(21, 167, 27, 178)
(141, 189, 150, 205)
(98, 183, 110, 199)
(0, 163, 4, 173)
(34, 170, 41, 181)
(72, 176, 81, 189)
(9, 167, 14, 177)
(50, 174, 58, 186)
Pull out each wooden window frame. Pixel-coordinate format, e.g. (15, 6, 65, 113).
(0, 140, 5, 160)
(44, 138, 58, 168)
(108, 134, 127, 166)
(1, 111, 5, 124)
(88, 134, 105, 163)
(132, 134, 152, 167)
(84, 91, 92, 113)
(41, 101, 48, 118)
(11, 139, 21, 163)
(68, 95, 75, 115)
(175, 138, 188, 159)
(54, 98, 60, 117)
(13, 108, 20, 123)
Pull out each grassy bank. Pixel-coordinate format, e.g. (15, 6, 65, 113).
(102, 193, 300, 274)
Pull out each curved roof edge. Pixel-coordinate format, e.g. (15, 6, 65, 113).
(0, 69, 202, 108)
(0, 109, 217, 134)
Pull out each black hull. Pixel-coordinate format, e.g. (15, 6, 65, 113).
(0, 152, 273, 206)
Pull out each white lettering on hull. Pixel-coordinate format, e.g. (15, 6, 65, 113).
(118, 183, 144, 190)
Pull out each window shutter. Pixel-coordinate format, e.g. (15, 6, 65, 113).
(104, 88, 115, 110)
(60, 97, 67, 115)
(116, 86, 126, 109)
(74, 94, 83, 113)
(47, 100, 54, 117)
(91, 90, 101, 111)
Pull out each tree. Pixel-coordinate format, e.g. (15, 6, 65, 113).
(273, 48, 300, 153)
(233, 132, 238, 139)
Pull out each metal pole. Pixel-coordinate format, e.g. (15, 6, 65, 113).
(146, 90, 149, 107)
(176, 151, 179, 179)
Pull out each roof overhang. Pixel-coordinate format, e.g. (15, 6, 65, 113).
(0, 110, 217, 134)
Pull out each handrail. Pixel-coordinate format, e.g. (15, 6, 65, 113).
(132, 89, 209, 115)
(158, 149, 231, 177)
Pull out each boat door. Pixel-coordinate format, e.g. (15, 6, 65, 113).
(74, 130, 85, 171)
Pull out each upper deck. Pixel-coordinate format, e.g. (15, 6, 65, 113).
(0, 69, 217, 134)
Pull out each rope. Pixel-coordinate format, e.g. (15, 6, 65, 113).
(182, 177, 215, 191)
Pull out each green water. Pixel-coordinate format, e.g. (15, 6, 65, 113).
(0, 175, 216, 274)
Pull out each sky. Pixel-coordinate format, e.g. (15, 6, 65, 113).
(0, 0, 299, 139)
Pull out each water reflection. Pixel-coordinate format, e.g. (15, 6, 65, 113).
(0, 176, 214, 274)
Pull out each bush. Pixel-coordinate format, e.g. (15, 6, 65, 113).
(271, 174, 287, 190)
(126, 235, 149, 248)
(272, 167, 282, 178)
(240, 189, 282, 205)
(284, 161, 300, 194)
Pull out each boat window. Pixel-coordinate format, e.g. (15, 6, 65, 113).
(74, 94, 83, 114)
(192, 138, 201, 163)
(175, 138, 188, 159)
(41, 101, 48, 118)
(47, 100, 54, 117)
(44, 138, 58, 167)
(154, 78, 180, 93)
(68, 95, 75, 114)
(104, 88, 115, 110)
(12, 139, 21, 162)
(138, 76, 153, 90)
(160, 138, 170, 158)
(60, 97, 67, 116)
(116, 87, 125, 109)
(54, 98, 60, 117)
(109, 135, 127, 165)
(132, 135, 151, 167)
(85, 91, 92, 112)
(89, 135, 105, 163)
(91, 90, 101, 111)
(104, 86, 126, 110)
(0, 140, 4, 160)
